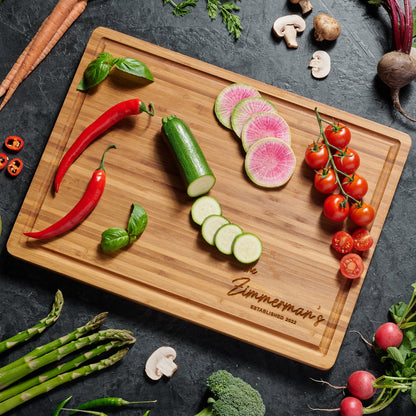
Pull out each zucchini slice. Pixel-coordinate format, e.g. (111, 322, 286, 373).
(232, 232, 262, 264)
(201, 215, 230, 246)
(162, 115, 216, 197)
(191, 196, 222, 226)
(214, 223, 243, 255)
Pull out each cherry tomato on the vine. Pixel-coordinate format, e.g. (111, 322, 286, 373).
(340, 253, 364, 279)
(324, 123, 351, 148)
(323, 194, 350, 222)
(334, 147, 360, 174)
(332, 231, 354, 254)
(352, 228, 374, 251)
(314, 168, 338, 194)
(350, 202, 375, 227)
(342, 173, 368, 200)
(305, 142, 329, 169)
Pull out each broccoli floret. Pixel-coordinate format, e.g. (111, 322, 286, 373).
(194, 370, 266, 416)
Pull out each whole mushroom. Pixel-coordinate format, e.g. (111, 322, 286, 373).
(273, 15, 306, 49)
(308, 50, 331, 79)
(313, 13, 341, 41)
(289, 0, 313, 15)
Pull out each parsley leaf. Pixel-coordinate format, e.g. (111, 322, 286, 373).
(164, 0, 199, 16)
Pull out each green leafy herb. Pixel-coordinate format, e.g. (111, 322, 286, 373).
(163, 0, 243, 39)
(77, 52, 154, 91)
(100, 203, 148, 252)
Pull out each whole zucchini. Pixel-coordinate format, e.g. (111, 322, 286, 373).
(162, 115, 216, 197)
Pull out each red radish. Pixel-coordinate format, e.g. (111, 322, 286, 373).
(244, 138, 296, 187)
(340, 397, 363, 416)
(241, 111, 291, 152)
(373, 0, 416, 122)
(374, 322, 403, 350)
(231, 97, 277, 137)
(347, 371, 377, 400)
(214, 83, 260, 129)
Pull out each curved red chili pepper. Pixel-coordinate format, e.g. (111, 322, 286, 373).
(0, 153, 8, 170)
(7, 158, 23, 176)
(4, 135, 24, 152)
(54, 99, 154, 193)
(24, 144, 116, 240)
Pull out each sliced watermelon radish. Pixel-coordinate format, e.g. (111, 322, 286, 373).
(214, 83, 261, 129)
(241, 112, 291, 152)
(245, 138, 296, 188)
(231, 97, 277, 138)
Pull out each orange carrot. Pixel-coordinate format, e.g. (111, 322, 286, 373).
(0, 0, 81, 111)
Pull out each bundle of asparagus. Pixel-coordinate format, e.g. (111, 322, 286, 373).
(0, 290, 135, 414)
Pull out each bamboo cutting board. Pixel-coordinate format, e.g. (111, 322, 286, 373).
(7, 27, 411, 369)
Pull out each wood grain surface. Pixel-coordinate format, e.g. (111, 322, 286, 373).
(7, 27, 411, 369)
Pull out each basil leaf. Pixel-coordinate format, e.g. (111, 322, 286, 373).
(114, 58, 154, 82)
(127, 204, 148, 237)
(77, 52, 114, 91)
(101, 227, 129, 252)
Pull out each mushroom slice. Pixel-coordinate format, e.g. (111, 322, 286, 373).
(309, 50, 331, 79)
(145, 346, 178, 381)
(289, 0, 313, 15)
(273, 15, 306, 49)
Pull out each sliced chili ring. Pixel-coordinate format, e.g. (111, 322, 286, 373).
(7, 158, 23, 176)
(0, 153, 8, 170)
(4, 135, 24, 152)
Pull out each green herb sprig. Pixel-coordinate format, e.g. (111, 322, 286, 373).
(78, 52, 154, 91)
(100, 203, 148, 252)
(163, 0, 243, 39)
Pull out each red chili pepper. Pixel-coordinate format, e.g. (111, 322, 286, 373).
(54, 99, 154, 193)
(0, 153, 8, 170)
(7, 158, 23, 176)
(4, 135, 24, 152)
(24, 144, 116, 239)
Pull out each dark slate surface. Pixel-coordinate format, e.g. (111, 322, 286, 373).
(0, 1, 416, 415)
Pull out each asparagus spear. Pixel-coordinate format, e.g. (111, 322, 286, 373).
(0, 312, 108, 375)
(0, 329, 135, 390)
(0, 290, 64, 354)
(0, 338, 129, 403)
(0, 348, 130, 415)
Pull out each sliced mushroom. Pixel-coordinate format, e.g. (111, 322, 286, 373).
(289, 0, 313, 15)
(308, 50, 331, 79)
(273, 15, 306, 49)
(145, 346, 177, 381)
(313, 13, 341, 42)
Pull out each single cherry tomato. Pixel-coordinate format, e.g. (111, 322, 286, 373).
(305, 142, 329, 169)
(334, 147, 360, 174)
(340, 253, 364, 279)
(4, 135, 24, 152)
(352, 228, 374, 251)
(350, 202, 375, 226)
(314, 168, 338, 194)
(7, 158, 23, 177)
(0, 153, 8, 170)
(324, 123, 351, 148)
(332, 231, 354, 254)
(342, 173, 368, 200)
(323, 194, 350, 222)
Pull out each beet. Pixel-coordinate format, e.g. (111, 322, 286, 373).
(377, 51, 416, 122)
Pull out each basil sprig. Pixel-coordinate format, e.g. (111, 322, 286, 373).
(77, 52, 154, 91)
(101, 203, 148, 252)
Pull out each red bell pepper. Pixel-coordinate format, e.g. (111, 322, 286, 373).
(7, 158, 23, 176)
(24, 144, 116, 239)
(0, 153, 8, 170)
(4, 136, 24, 152)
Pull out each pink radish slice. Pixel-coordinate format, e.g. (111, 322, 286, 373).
(214, 83, 261, 129)
(241, 112, 291, 152)
(231, 97, 277, 138)
(245, 138, 296, 188)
